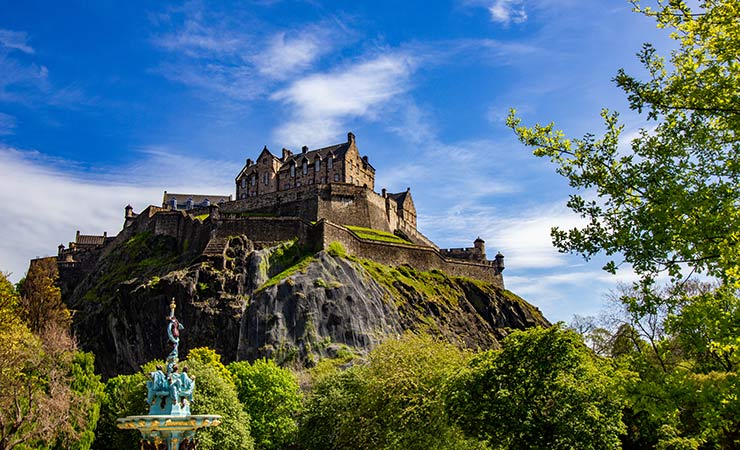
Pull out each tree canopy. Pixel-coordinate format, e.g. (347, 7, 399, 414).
(507, 0, 740, 289)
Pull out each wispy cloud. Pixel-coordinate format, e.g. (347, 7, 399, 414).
(151, 4, 341, 105)
(488, 0, 527, 24)
(253, 29, 334, 80)
(461, 0, 527, 25)
(271, 53, 417, 147)
(0, 146, 237, 282)
(0, 29, 34, 54)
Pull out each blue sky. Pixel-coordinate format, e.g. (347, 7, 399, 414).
(0, 0, 673, 323)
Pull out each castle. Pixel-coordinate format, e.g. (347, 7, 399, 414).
(55, 133, 505, 287)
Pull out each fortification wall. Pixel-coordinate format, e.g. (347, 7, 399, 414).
(214, 217, 319, 250)
(317, 220, 504, 288)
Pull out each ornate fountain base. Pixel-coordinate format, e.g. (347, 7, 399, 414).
(116, 414, 221, 450)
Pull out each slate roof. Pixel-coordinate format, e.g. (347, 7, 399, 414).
(76, 234, 106, 246)
(388, 190, 411, 208)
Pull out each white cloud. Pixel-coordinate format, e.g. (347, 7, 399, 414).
(271, 53, 416, 147)
(0, 147, 237, 283)
(488, 0, 527, 24)
(0, 29, 34, 54)
(253, 31, 330, 80)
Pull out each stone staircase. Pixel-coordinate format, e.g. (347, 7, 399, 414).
(202, 237, 228, 258)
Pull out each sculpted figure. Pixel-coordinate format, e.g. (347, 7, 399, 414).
(179, 367, 196, 405)
(146, 365, 168, 405)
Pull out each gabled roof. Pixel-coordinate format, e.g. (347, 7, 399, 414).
(388, 189, 411, 207)
(277, 142, 351, 172)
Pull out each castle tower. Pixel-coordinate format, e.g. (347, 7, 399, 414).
(474, 237, 486, 261)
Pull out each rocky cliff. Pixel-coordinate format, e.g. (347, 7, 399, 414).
(64, 232, 548, 378)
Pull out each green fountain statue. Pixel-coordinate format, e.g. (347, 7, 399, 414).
(117, 298, 221, 450)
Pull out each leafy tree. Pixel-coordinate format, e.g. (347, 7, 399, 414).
(92, 372, 148, 450)
(18, 258, 70, 333)
(507, 2, 740, 446)
(184, 359, 253, 450)
(0, 273, 100, 450)
(447, 325, 626, 450)
(506, 0, 740, 290)
(228, 359, 302, 450)
(186, 347, 235, 386)
(298, 333, 485, 450)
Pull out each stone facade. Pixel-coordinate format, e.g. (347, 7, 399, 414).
(54, 132, 504, 289)
(235, 132, 375, 199)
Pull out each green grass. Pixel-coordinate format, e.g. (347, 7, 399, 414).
(344, 225, 412, 244)
(254, 240, 316, 293)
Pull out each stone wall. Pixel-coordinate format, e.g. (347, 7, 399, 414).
(317, 220, 504, 288)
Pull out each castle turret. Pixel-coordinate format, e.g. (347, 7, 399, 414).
(494, 252, 505, 273)
(474, 237, 486, 261)
(125, 204, 134, 218)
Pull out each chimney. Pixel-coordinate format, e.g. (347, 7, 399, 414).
(76, 230, 80, 242)
(246, 158, 253, 167)
(125, 204, 134, 218)
(381, 188, 387, 197)
(103, 231, 107, 238)
(362, 156, 368, 163)
(302, 145, 308, 154)
(282, 148, 293, 161)
(347, 132, 355, 144)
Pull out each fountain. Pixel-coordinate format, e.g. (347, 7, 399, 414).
(117, 299, 221, 450)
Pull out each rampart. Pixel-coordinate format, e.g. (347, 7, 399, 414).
(316, 220, 504, 288)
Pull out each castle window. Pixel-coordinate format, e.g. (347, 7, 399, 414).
(290, 164, 295, 177)
(328, 158, 333, 169)
(251, 174, 256, 186)
(315, 159, 320, 171)
(302, 160, 308, 175)
(263, 173, 268, 185)
(334, 173, 339, 182)
(320, 176, 326, 184)
(241, 178, 246, 188)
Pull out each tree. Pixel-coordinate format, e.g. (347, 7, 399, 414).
(507, 0, 739, 290)
(447, 325, 626, 450)
(93, 372, 148, 450)
(18, 258, 70, 334)
(184, 359, 253, 450)
(507, 3, 740, 444)
(297, 333, 484, 450)
(0, 272, 100, 450)
(228, 359, 302, 450)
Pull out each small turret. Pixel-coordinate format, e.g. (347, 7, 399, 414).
(494, 252, 505, 273)
(125, 204, 134, 218)
(347, 131, 355, 144)
(473, 237, 486, 261)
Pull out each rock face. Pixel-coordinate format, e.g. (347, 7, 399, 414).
(64, 233, 549, 379)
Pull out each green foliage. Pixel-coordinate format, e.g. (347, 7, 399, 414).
(447, 325, 626, 450)
(185, 347, 235, 386)
(81, 232, 180, 304)
(93, 372, 148, 450)
(344, 225, 412, 244)
(326, 241, 347, 258)
(184, 359, 254, 450)
(507, 0, 740, 289)
(255, 240, 315, 292)
(508, 2, 740, 447)
(298, 333, 482, 450)
(228, 359, 302, 450)
(18, 258, 70, 333)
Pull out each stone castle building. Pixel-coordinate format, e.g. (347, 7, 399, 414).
(56, 132, 505, 287)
